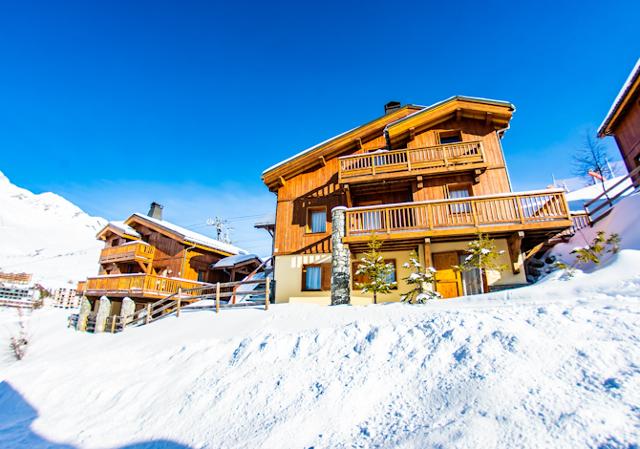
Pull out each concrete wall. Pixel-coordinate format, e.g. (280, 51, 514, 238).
(274, 238, 526, 304)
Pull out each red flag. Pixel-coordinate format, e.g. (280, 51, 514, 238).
(588, 170, 604, 181)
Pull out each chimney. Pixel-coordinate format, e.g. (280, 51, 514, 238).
(148, 202, 163, 220)
(384, 101, 402, 115)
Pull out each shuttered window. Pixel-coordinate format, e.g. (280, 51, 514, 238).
(302, 264, 331, 291)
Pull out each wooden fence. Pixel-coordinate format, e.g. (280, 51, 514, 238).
(584, 165, 640, 223)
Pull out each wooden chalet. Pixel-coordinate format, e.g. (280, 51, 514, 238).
(262, 97, 573, 303)
(598, 57, 640, 186)
(77, 203, 259, 314)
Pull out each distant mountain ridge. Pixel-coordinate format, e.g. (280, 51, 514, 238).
(0, 170, 106, 288)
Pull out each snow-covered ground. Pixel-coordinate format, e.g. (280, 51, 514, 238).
(0, 191, 639, 449)
(1, 250, 639, 448)
(0, 171, 106, 288)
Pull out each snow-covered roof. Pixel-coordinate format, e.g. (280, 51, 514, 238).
(598, 57, 640, 136)
(254, 214, 276, 227)
(108, 221, 141, 238)
(212, 253, 262, 269)
(129, 213, 246, 256)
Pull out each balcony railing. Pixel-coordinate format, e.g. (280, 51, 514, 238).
(84, 274, 204, 298)
(99, 242, 155, 265)
(338, 141, 486, 183)
(345, 190, 571, 239)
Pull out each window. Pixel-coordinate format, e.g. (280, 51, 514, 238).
(439, 130, 462, 144)
(307, 207, 327, 233)
(448, 185, 472, 214)
(302, 264, 330, 291)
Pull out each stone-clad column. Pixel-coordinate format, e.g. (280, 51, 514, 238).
(77, 297, 91, 331)
(94, 296, 111, 333)
(331, 206, 350, 305)
(120, 297, 136, 326)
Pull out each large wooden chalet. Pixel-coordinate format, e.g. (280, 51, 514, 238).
(77, 203, 259, 314)
(598, 57, 640, 186)
(262, 96, 573, 303)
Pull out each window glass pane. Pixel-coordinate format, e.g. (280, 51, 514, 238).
(459, 255, 483, 295)
(385, 261, 396, 284)
(305, 266, 321, 290)
(449, 188, 471, 213)
(310, 210, 326, 233)
(440, 132, 462, 144)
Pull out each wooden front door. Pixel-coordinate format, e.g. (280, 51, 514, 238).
(433, 251, 462, 299)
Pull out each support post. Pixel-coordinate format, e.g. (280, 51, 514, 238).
(331, 206, 351, 305)
(215, 282, 220, 314)
(77, 297, 91, 332)
(265, 279, 270, 311)
(110, 315, 116, 333)
(507, 231, 525, 274)
(424, 238, 433, 268)
(176, 287, 182, 318)
(120, 297, 135, 327)
(94, 296, 111, 333)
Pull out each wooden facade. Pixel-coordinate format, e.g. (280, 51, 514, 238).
(263, 96, 573, 301)
(79, 210, 251, 311)
(598, 58, 640, 186)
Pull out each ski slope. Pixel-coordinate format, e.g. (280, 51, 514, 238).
(0, 171, 106, 288)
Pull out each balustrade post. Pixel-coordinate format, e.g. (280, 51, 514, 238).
(442, 147, 449, 167)
(176, 287, 182, 318)
(264, 279, 270, 311)
(406, 149, 412, 171)
(371, 155, 376, 176)
(385, 209, 391, 233)
(516, 196, 526, 224)
(215, 282, 221, 314)
(471, 201, 479, 227)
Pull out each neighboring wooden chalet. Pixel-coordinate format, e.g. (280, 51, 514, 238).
(598, 58, 640, 186)
(77, 203, 259, 314)
(262, 96, 573, 303)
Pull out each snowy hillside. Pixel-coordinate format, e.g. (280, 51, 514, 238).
(0, 171, 106, 288)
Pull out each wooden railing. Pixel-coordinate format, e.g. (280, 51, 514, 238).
(84, 274, 203, 298)
(584, 165, 640, 223)
(345, 190, 571, 237)
(339, 141, 485, 182)
(76, 280, 87, 294)
(99, 242, 155, 264)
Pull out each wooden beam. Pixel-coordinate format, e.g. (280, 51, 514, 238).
(279, 176, 287, 187)
(424, 238, 433, 268)
(507, 231, 524, 274)
(485, 112, 493, 126)
(318, 155, 326, 167)
(355, 137, 363, 150)
(344, 184, 353, 208)
(455, 108, 462, 121)
(408, 127, 416, 141)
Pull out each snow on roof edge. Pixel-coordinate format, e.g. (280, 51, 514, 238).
(598, 57, 640, 136)
(262, 96, 514, 177)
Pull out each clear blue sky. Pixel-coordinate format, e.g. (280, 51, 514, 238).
(0, 0, 638, 255)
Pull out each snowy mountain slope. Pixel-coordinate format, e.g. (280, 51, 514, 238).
(0, 249, 639, 449)
(0, 171, 106, 288)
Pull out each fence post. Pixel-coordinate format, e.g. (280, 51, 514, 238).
(145, 302, 151, 325)
(215, 282, 220, 314)
(265, 279, 270, 311)
(111, 315, 116, 333)
(176, 287, 182, 318)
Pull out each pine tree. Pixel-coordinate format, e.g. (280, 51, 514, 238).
(455, 234, 506, 291)
(400, 250, 441, 304)
(355, 235, 396, 304)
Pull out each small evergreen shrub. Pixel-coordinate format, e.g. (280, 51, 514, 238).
(400, 251, 441, 304)
(355, 234, 396, 304)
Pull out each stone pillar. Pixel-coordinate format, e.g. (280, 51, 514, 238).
(331, 206, 350, 305)
(77, 297, 91, 331)
(94, 296, 111, 333)
(120, 297, 135, 326)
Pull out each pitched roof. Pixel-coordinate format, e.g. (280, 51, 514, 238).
(212, 253, 262, 269)
(126, 213, 246, 256)
(96, 221, 141, 240)
(261, 96, 514, 189)
(598, 58, 640, 137)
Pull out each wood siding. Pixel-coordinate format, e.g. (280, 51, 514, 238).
(273, 116, 514, 256)
(612, 92, 640, 179)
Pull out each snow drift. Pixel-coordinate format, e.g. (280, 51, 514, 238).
(0, 171, 106, 288)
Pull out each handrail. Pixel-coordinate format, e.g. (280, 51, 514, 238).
(338, 141, 486, 181)
(584, 166, 640, 223)
(345, 190, 571, 236)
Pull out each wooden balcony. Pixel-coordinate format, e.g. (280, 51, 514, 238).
(99, 242, 155, 265)
(338, 141, 487, 184)
(344, 190, 572, 245)
(84, 274, 204, 299)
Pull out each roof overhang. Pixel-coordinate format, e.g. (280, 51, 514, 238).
(261, 105, 423, 191)
(96, 223, 140, 241)
(261, 96, 514, 191)
(598, 58, 640, 137)
(386, 96, 515, 146)
(124, 214, 236, 258)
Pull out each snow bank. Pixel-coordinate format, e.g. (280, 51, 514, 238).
(551, 191, 640, 266)
(1, 251, 639, 448)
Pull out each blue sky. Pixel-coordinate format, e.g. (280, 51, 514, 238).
(0, 0, 638, 256)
